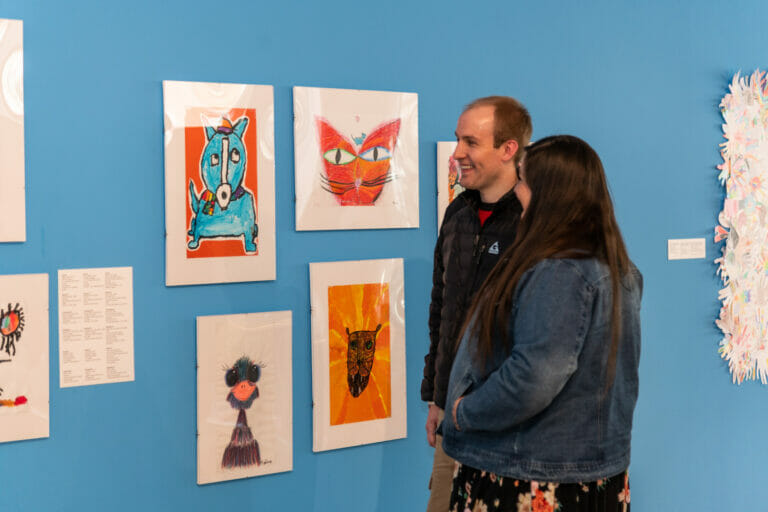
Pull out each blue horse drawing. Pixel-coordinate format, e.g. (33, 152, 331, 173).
(188, 116, 258, 253)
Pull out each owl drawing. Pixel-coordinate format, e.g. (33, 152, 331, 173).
(345, 324, 382, 397)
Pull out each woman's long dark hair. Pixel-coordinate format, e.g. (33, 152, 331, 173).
(462, 135, 630, 389)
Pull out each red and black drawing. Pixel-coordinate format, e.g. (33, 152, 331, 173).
(0, 302, 24, 362)
(0, 302, 27, 407)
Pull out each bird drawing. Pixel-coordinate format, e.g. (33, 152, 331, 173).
(221, 356, 262, 468)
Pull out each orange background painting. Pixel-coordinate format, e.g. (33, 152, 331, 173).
(328, 282, 391, 426)
(184, 107, 258, 258)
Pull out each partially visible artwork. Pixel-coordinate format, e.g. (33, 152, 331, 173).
(310, 259, 406, 451)
(294, 86, 419, 230)
(436, 141, 463, 230)
(197, 311, 292, 484)
(0, 19, 25, 243)
(716, 70, 768, 384)
(0, 395, 26, 407)
(0, 273, 48, 444)
(163, 80, 275, 286)
(0, 302, 24, 360)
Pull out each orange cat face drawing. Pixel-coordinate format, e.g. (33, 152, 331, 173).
(316, 118, 400, 206)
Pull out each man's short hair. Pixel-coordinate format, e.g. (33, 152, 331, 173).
(464, 96, 532, 163)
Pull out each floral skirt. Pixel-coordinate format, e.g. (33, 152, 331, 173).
(450, 463, 630, 512)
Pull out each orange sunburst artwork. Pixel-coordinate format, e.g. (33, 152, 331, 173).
(328, 282, 391, 426)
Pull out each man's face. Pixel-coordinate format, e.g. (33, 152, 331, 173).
(453, 105, 515, 194)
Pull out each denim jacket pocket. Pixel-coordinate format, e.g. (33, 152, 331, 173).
(446, 373, 475, 428)
(457, 370, 477, 394)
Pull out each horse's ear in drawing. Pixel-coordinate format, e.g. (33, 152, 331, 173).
(346, 327, 350, 336)
(232, 116, 248, 138)
(205, 125, 216, 141)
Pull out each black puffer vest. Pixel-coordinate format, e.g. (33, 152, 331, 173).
(422, 188, 522, 409)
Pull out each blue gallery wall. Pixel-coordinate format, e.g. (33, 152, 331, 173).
(0, 0, 764, 510)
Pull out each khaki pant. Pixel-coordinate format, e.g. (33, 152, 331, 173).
(426, 409, 456, 512)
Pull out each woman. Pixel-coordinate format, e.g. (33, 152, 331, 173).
(441, 135, 642, 511)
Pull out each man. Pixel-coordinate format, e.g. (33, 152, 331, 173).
(422, 96, 532, 511)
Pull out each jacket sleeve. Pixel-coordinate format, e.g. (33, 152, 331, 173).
(455, 261, 596, 432)
(421, 225, 446, 403)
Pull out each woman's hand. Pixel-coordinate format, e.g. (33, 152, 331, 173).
(452, 396, 464, 430)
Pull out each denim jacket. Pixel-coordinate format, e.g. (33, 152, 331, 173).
(441, 258, 642, 483)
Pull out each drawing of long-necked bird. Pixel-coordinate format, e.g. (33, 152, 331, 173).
(221, 356, 262, 468)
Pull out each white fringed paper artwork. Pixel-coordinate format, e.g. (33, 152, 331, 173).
(715, 70, 768, 384)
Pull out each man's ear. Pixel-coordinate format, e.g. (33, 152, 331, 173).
(500, 139, 519, 163)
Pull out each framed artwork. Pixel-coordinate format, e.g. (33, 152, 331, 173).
(196, 311, 292, 484)
(309, 258, 406, 451)
(0, 273, 48, 444)
(436, 141, 463, 230)
(293, 86, 419, 230)
(163, 80, 276, 286)
(0, 19, 25, 242)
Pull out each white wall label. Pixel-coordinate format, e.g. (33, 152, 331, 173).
(667, 238, 706, 260)
(58, 266, 135, 387)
